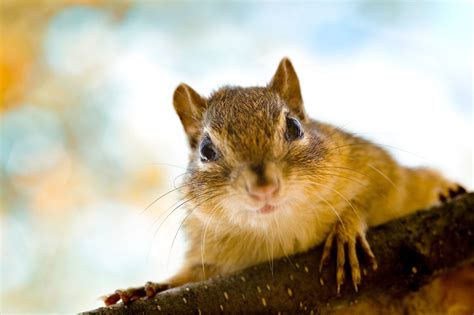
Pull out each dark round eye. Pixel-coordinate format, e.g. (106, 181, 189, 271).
(199, 136, 218, 162)
(285, 116, 304, 141)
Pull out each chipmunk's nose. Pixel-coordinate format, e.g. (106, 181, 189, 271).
(248, 182, 280, 202)
(245, 162, 281, 202)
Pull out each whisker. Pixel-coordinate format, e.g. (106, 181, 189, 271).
(263, 225, 274, 276)
(315, 172, 366, 187)
(368, 164, 399, 191)
(200, 201, 224, 279)
(140, 183, 190, 215)
(325, 141, 427, 161)
(173, 172, 191, 188)
(270, 221, 275, 276)
(294, 178, 360, 223)
(309, 169, 391, 203)
(273, 216, 297, 269)
(146, 194, 197, 262)
(147, 183, 227, 234)
(312, 191, 346, 233)
(145, 191, 193, 234)
(166, 194, 222, 272)
(146, 162, 188, 170)
(317, 165, 372, 180)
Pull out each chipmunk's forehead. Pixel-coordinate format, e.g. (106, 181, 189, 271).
(205, 87, 284, 134)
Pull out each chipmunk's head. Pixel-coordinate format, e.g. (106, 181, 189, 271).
(173, 58, 326, 228)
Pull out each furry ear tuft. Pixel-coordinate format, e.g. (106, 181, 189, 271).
(269, 58, 306, 121)
(173, 83, 207, 148)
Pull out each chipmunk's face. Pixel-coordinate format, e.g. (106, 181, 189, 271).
(173, 59, 325, 228)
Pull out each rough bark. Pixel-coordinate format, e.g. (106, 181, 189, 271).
(83, 193, 474, 315)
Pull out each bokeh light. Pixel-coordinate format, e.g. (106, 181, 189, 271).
(0, 1, 472, 313)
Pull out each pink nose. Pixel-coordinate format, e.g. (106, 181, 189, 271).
(248, 183, 279, 201)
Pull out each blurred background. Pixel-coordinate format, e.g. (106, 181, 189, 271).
(0, 0, 472, 313)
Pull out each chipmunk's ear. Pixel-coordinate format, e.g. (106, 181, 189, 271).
(173, 83, 207, 149)
(269, 57, 307, 121)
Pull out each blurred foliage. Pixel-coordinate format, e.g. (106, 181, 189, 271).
(0, 0, 471, 313)
(0, 1, 171, 312)
(0, 0, 126, 109)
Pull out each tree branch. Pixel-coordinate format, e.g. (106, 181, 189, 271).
(83, 193, 474, 314)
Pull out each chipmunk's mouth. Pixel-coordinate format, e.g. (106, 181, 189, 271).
(258, 204, 277, 214)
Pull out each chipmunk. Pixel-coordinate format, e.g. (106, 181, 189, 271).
(104, 57, 466, 305)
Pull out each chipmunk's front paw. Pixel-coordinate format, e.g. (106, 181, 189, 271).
(319, 222, 377, 294)
(103, 282, 169, 306)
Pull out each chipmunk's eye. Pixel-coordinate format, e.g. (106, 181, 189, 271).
(285, 116, 304, 141)
(199, 136, 218, 162)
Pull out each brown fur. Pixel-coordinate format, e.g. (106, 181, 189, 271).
(105, 58, 467, 312)
(171, 59, 458, 282)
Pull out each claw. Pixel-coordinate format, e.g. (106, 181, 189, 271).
(320, 226, 336, 272)
(145, 282, 169, 298)
(336, 237, 345, 295)
(448, 188, 457, 198)
(456, 185, 467, 195)
(439, 193, 447, 203)
(145, 283, 155, 298)
(116, 289, 131, 304)
(348, 238, 361, 292)
(440, 184, 467, 203)
(357, 234, 377, 270)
